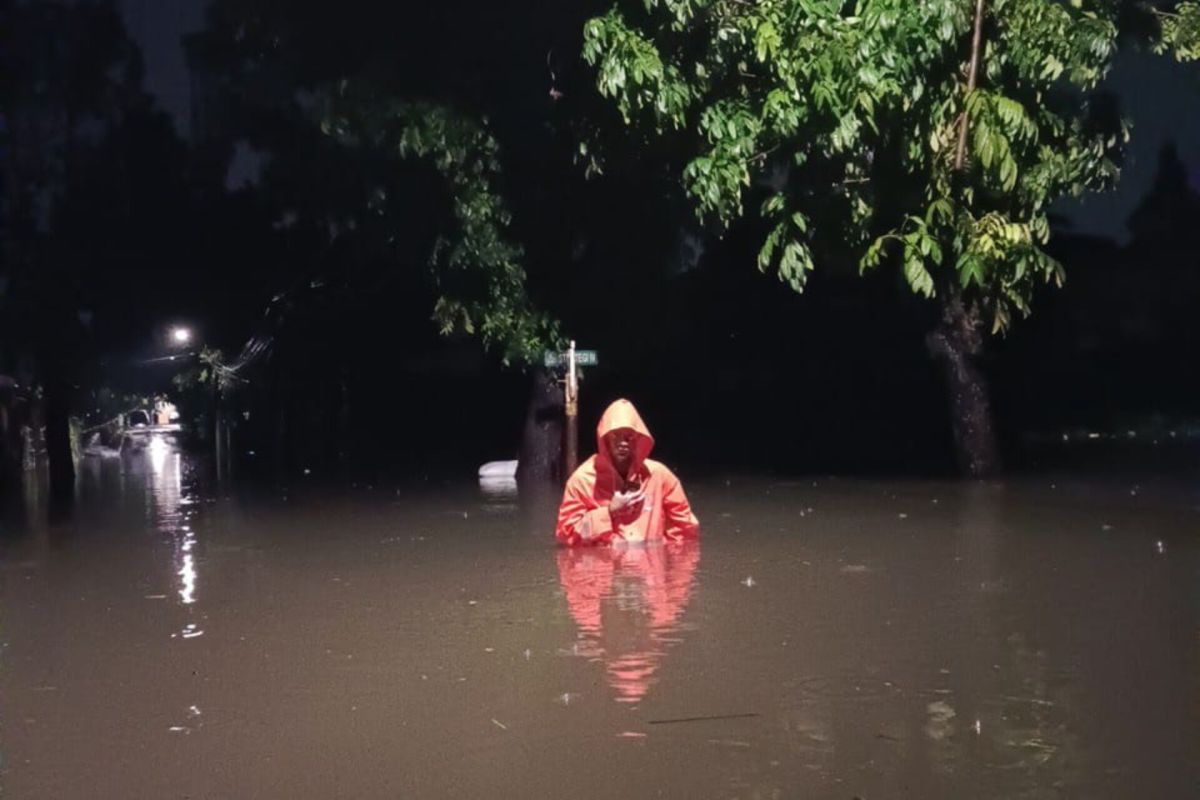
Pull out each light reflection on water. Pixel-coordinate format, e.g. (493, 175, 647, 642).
(145, 436, 200, 608)
(557, 541, 700, 705)
(147, 434, 170, 477)
(177, 537, 197, 605)
(478, 476, 518, 503)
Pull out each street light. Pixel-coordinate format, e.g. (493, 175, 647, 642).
(171, 327, 192, 346)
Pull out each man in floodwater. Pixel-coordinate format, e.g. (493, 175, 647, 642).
(555, 398, 699, 546)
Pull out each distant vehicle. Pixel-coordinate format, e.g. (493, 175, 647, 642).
(122, 409, 181, 437)
(115, 406, 182, 454)
(79, 400, 187, 458)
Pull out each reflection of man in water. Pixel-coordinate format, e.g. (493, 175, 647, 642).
(557, 541, 700, 704)
(555, 399, 699, 546)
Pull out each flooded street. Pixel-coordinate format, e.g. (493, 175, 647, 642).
(2, 448, 1197, 798)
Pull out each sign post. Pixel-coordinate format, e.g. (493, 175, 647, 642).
(545, 343, 598, 479)
(565, 341, 578, 477)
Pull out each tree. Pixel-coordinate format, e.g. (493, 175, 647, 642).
(581, 0, 1199, 475)
(1, 0, 188, 504)
(186, 1, 570, 480)
(1154, 1, 1200, 61)
(317, 87, 560, 365)
(188, 1, 560, 364)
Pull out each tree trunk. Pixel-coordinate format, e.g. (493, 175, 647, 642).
(0, 400, 20, 502)
(516, 367, 563, 485)
(43, 375, 75, 507)
(926, 289, 1000, 477)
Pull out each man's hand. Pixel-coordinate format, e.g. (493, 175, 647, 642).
(609, 487, 646, 524)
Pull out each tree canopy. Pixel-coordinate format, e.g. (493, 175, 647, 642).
(582, 0, 1199, 333)
(316, 87, 561, 364)
(188, 0, 563, 366)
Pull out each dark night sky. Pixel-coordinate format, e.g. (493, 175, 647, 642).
(117, 0, 205, 138)
(119, 0, 1199, 244)
(1055, 47, 1200, 242)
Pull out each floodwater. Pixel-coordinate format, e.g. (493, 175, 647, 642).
(1, 444, 1197, 798)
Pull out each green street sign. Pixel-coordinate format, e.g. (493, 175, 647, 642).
(544, 350, 598, 368)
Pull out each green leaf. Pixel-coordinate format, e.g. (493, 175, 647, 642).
(903, 250, 935, 297)
(761, 194, 786, 217)
(860, 236, 887, 272)
(755, 20, 781, 63)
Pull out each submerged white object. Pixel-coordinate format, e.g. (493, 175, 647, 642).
(479, 476, 518, 502)
(478, 460, 518, 478)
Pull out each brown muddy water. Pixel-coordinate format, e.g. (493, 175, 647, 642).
(1, 444, 1197, 798)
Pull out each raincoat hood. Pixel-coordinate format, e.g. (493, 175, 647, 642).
(556, 397, 698, 546)
(595, 399, 655, 476)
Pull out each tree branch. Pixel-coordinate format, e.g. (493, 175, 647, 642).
(955, 0, 987, 171)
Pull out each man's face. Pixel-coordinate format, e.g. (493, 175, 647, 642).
(606, 428, 637, 470)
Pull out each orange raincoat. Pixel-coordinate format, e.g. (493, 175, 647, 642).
(555, 399, 700, 546)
